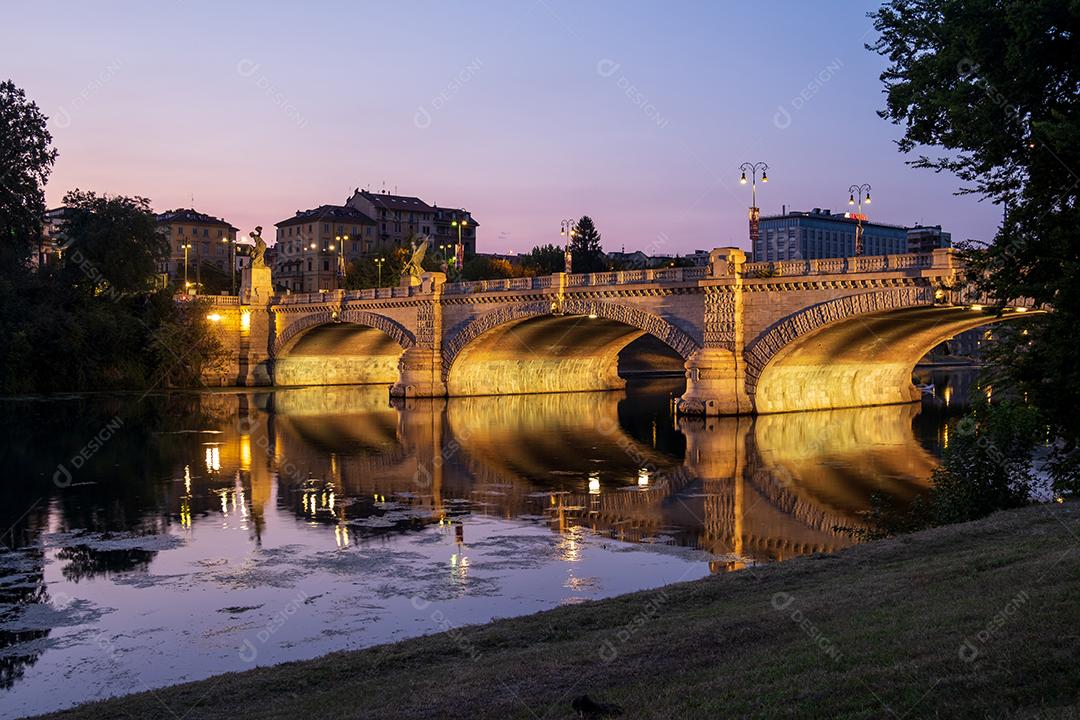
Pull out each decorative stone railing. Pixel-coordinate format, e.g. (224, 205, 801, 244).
(197, 294, 240, 305)
(742, 252, 938, 278)
(242, 250, 953, 306)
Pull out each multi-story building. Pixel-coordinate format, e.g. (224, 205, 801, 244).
(755, 208, 908, 262)
(345, 189, 435, 248)
(274, 189, 479, 292)
(273, 205, 377, 292)
(906, 224, 952, 254)
(156, 208, 238, 290)
(431, 205, 478, 259)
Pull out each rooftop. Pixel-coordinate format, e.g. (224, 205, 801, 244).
(432, 205, 480, 227)
(351, 189, 434, 213)
(156, 208, 238, 230)
(275, 204, 377, 227)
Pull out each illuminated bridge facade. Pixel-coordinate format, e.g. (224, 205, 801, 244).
(203, 247, 1033, 415)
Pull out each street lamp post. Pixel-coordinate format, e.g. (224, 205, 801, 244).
(559, 218, 576, 274)
(451, 214, 468, 270)
(309, 240, 321, 291)
(374, 256, 386, 287)
(738, 162, 769, 253)
(181, 242, 192, 293)
(334, 235, 349, 289)
(847, 184, 872, 256)
(221, 236, 235, 295)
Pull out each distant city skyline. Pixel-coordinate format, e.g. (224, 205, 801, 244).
(4, 0, 1001, 255)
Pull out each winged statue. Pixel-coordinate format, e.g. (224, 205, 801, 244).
(401, 236, 429, 280)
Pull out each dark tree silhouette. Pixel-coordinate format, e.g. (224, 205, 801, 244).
(871, 0, 1080, 476)
(570, 216, 606, 273)
(525, 243, 564, 275)
(0, 80, 58, 277)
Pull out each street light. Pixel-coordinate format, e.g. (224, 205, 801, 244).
(221, 235, 235, 295)
(847, 183, 872, 256)
(181, 242, 193, 291)
(451, 214, 468, 269)
(738, 162, 769, 251)
(374, 256, 386, 287)
(560, 218, 576, 274)
(334, 235, 349, 287)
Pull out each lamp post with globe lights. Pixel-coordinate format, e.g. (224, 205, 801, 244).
(739, 162, 769, 252)
(847, 184, 872, 256)
(560, 218, 576, 274)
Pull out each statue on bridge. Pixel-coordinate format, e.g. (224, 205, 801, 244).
(249, 226, 268, 269)
(401, 236, 429, 285)
(240, 226, 272, 303)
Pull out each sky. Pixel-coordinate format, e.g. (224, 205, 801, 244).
(3, 0, 1002, 255)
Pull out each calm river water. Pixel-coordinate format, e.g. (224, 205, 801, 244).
(0, 371, 974, 717)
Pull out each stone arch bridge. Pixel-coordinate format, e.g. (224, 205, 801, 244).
(203, 247, 1034, 415)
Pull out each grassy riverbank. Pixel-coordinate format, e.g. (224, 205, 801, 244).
(38, 503, 1080, 720)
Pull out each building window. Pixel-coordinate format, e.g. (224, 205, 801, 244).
(323, 260, 329, 271)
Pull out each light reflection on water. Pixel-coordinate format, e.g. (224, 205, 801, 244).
(0, 372, 973, 716)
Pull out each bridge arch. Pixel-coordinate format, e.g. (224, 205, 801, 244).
(747, 298, 1034, 413)
(441, 299, 699, 396)
(271, 309, 416, 387)
(273, 309, 415, 357)
(743, 287, 933, 396)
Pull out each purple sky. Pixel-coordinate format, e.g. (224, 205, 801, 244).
(4, 1, 1001, 255)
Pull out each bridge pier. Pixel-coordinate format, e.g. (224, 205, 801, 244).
(677, 248, 752, 416)
(238, 307, 273, 386)
(677, 348, 753, 416)
(390, 347, 448, 398)
(390, 272, 447, 398)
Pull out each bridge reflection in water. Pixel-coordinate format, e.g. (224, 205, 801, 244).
(224, 378, 937, 570)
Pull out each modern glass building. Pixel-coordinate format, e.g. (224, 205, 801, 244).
(754, 208, 909, 262)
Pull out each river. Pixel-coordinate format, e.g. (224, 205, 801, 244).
(0, 369, 976, 717)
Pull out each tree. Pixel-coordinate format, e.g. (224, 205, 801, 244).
(151, 296, 228, 387)
(462, 256, 514, 281)
(0, 80, 58, 276)
(60, 191, 168, 296)
(525, 243, 564, 275)
(570, 216, 606, 273)
(194, 261, 230, 295)
(869, 1, 1080, 460)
